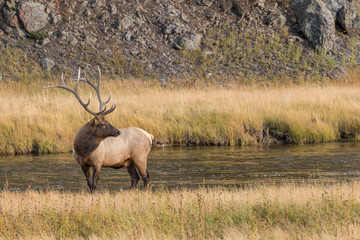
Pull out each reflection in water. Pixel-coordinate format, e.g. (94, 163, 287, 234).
(1, 143, 360, 191)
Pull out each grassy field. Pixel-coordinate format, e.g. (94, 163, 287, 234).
(0, 182, 360, 239)
(1, 72, 360, 154)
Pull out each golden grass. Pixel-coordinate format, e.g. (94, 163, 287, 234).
(1, 182, 360, 239)
(2, 72, 360, 154)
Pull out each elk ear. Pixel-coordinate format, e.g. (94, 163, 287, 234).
(90, 118, 97, 127)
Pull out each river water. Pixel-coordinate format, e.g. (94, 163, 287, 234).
(1, 143, 360, 191)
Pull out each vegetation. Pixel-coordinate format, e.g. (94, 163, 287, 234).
(180, 25, 359, 83)
(26, 31, 49, 40)
(1, 182, 360, 239)
(2, 72, 360, 154)
(0, 47, 53, 83)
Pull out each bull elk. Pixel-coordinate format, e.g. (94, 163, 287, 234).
(45, 67, 153, 192)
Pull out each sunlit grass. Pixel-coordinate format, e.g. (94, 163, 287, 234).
(1, 182, 360, 239)
(2, 74, 360, 154)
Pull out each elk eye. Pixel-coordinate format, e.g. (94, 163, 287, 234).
(101, 124, 107, 128)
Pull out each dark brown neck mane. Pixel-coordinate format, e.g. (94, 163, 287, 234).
(74, 122, 103, 157)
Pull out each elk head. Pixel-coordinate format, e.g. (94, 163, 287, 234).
(88, 115, 120, 139)
(44, 67, 120, 140)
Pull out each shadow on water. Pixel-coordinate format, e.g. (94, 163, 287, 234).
(1, 142, 360, 191)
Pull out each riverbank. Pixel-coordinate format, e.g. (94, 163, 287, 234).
(1, 76, 360, 154)
(1, 182, 360, 239)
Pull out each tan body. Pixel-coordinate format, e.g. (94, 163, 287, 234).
(73, 118, 153, 192)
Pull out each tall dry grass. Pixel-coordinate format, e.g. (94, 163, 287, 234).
(2, 76, 360, 154)
(1, 182, 360, 239)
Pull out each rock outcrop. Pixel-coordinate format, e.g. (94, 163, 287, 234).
(17, 2, 48, 33)
(0, 0, 359, 80)
(292, 0, 336, 51)
(337, 3, 360, 35)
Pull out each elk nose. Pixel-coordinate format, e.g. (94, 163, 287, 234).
(116, 130, 121, 136)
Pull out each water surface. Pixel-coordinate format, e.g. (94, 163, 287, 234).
(1, 143, 360, 191)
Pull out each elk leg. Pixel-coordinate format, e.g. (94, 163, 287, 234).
(91, 166, 102, 193)
(135, 164, 150, 189)
(81, 165, 93, 191)
(142, 170, 150, 189)
(127, 163, 140, 189)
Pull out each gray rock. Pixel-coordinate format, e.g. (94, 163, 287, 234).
(121, 16, 135, 30)
(191, 0, 212, 6)
(85, 35, 96, 44)
(91, 0, 105, 8)
(221, 0, 248, 16)
(167, 5, 179, 17)
(109, 4, 117, 15)
(176, 32, 202, 51)
(59, 31, 78, 46)
(39, 37, 50, 45)
(82, 9, 91, 17)
(49, 12, 62, 24)
(292, 0, 336, 51)
(337, 3, 360, 35)
(252, 0, 266, 8)
(18, 2, 48, 33)
(123, 31, 132, 41)
(288, 35, 304, 43)
(267, 13, 287, 28)
(323, 0, 346, 19)
(130, 49, 140, 56)
(68, 36, 78, 46)
(2, 6, 19, 28)
(180, 13, 190, 23)
(40, 58, 55, 70)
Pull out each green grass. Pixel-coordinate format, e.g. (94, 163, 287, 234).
(179, 23, 359, 84)
(0, 47, 54, 83)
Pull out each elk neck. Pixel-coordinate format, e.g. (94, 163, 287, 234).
(73, 121, 104, 157)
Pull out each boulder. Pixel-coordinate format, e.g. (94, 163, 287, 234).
(323, 0, 347, 19)
(186, 33, 202, 51)
(337, 3, 360, 35)
(40, 58, 55, 70)
(292, 0, 336, 51)
(2, 7, 19, 28)
(120, 15, 135, 30)
(267, 13, 287, 28)
(175, 32, 202, 51)
(18, 2, 48, 33)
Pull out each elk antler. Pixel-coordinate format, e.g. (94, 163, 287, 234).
(44, 67, 116, 117)
(77, 66, 116, 116)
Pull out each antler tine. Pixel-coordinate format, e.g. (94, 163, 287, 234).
(97, 66, 101, 88)
(101, 102, 117, 116)
(81, 69, 104, 112)
(79, 66, 115, 115)
(104, 92, 112, 105)
(45, 67, 116, 117)
(44, 71, 97, 116)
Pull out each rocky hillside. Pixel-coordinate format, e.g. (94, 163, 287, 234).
(0, 0, 360, 84)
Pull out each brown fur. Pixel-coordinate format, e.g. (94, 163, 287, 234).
(73, 116, 153, 192)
